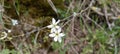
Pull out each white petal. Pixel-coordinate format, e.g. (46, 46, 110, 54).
(51, 28, 56, 33)
(58, 37, 62, 43)
(49, 33, 55, 37)
(55, 26, 60, 29)
(8, 30, 11, 33)
(47, 25, 53, 28)
(59, 33, 65, 37)
(56, 20, 60, 24)
(12, 19, 18, 26)
(54, 36, 58, 42)
(57, 28, 61, 33)
(52, 18, 56, 24)
(73, 12, 77, 17)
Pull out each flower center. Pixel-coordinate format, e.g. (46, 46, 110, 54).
(53, 24, 56, 27)
(55, 33, 59, 36)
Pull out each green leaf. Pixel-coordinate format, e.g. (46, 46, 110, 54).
(10, 49, 17, 54)
(51, 41, 64, 50)
(0, 49, 10, 54)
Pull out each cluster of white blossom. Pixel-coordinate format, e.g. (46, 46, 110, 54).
(47, 18, 65, 43)
(11, 19, 18, 26)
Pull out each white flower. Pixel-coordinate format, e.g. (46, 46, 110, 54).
(73, 12, 77, 17)
(0, 32, 7, 40)
(11, 19, 18, 26)
(49, 28, 65, 43)
(7, 30, 11, 33)
(47, 18, 65, 43)
(47, 18, 60, 33)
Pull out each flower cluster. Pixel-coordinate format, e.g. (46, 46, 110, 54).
(47, 18, 65, 43)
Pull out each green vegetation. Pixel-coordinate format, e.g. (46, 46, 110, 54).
(0, 0, 120, 54)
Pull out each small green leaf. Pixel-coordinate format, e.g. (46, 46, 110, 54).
(0, 49, 10, 54)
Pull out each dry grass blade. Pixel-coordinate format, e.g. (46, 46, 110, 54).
(47, 0, 58, 15)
